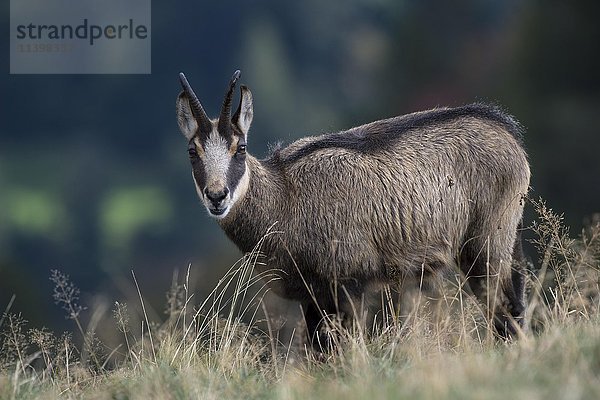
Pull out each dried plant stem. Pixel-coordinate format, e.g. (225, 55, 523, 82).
(132, 270, 157, 364)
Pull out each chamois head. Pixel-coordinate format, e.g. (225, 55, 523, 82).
(176, 70, 254, 219)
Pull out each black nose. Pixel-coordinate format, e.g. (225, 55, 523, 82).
(204, 187, 229, 204)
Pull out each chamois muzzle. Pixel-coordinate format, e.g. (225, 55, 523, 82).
(205, 187, 229, 206)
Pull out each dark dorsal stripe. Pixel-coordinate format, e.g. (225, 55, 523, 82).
(277, 103, 523, 165)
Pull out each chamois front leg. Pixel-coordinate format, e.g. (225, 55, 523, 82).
(302, 300, 336, 353)
(302, 282, 366, 353)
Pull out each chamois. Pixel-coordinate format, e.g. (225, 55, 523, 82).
(175, 70, 530, 345)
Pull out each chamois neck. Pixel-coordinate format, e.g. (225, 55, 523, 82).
(218, 154, 285, 253)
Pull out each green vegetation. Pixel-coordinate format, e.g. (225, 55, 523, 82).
(100, 186, 174, 263)
(1, 202, 599, 399)
(1, 189, 68, 239)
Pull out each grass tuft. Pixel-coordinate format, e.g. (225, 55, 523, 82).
(1, 201, 600, 399)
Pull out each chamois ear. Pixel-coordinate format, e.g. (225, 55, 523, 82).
(176, 92, 199, 141)
(232, 85, 253, 137)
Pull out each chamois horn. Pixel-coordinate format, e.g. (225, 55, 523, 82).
(218, 70, 241, 139)
(179, 72, 212, 135)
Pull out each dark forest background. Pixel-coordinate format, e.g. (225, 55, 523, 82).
(1, 0, 599, 332)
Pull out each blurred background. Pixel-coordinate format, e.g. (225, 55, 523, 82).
(1, 0, 599, 334)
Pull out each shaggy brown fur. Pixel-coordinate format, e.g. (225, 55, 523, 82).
(176, 72, 530, 346)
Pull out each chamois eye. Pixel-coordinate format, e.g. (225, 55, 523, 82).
(188, 146, 198, 157)
(236, 145, 247, 155)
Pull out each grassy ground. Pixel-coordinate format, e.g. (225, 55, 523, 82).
(1, 200, 599, 399)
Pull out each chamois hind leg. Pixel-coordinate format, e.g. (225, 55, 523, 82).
(460, 231, 522, 339)
(496, 221, 529, 336)
(508, 223, 528, 330)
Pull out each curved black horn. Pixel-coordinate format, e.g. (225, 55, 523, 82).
(179, 72, 212, 134)
(218, 70, 241, 138)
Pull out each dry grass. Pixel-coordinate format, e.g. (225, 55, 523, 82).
(1, 199, 600, 399)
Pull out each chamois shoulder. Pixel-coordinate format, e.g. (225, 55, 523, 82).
(266, 103, 523, 166)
